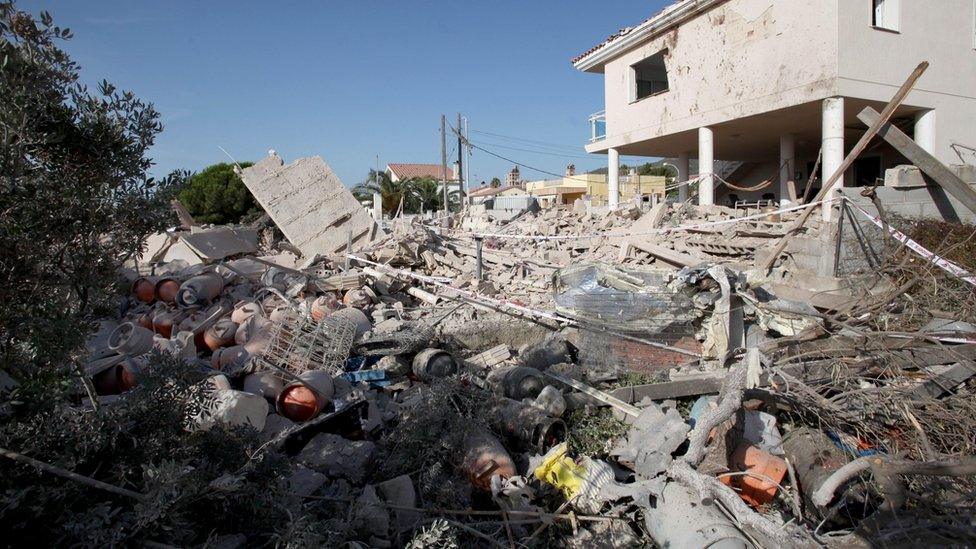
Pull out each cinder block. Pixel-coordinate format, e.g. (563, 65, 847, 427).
(951, 164, 976, 185)
(874, 187, 910, 204)
(884, 165, 926, 188)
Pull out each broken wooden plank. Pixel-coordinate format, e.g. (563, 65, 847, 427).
(858, 107, 976, 216)
(912, 363, 976, 399)
(610, 373, 725, 403)
(542, 371, 641, 419)
(759, 61, 929, 272)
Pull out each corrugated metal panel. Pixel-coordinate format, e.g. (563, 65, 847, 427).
(491, 195, 537, 211)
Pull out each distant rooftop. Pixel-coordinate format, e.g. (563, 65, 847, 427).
(386, 163, 456, 181)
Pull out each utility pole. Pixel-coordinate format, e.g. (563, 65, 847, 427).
(457, 112, 464, 204)
(462, 116, 472, 193)
(441, 114, 448, 215)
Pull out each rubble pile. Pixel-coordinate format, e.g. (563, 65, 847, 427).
(67, 153, 976, 546)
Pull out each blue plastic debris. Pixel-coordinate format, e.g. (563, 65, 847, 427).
(340, 369, 391, 388)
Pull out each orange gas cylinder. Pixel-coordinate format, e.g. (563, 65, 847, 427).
(155, 277, 181, 303)
(721, 444, 788, 508)
(461, 429, 516, 491)
(275, 371, 334, 422)
(131, 277, 157, 304)
(203, 318, 238, 351)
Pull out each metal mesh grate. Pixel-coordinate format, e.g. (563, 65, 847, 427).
(254, 309, 355, 376)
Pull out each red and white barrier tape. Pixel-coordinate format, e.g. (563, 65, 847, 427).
(347, 254, 573, 325)
(843, 198, 976, 288)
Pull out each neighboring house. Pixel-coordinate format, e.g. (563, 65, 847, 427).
(525, 165, 667, 207)
(574, 0, 976, 218)
(467, 184, 527, 205)
(386, 163, 456, 183)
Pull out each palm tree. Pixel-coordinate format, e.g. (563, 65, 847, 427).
(404, 177, 467, 214)
(352, 169, 407, 215)
(406, 177, 442, 213)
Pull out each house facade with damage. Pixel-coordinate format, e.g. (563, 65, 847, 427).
(576, 0, 976, 215)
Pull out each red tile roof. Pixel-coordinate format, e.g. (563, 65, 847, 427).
(571, 1, 686, 65)
(386, 163, 456, 181)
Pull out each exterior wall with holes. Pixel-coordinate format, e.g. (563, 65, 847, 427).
(590, 0, 839, 153)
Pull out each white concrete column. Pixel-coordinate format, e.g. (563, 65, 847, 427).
(698, 127, 714, 206)
(608, 147, 620, 210)
(779, 133, 796, 205)
(372, 192, 382, 221)
(822, 97, 845, 221)
(915, 109, 937, 155)
(676, 152, 690, 203)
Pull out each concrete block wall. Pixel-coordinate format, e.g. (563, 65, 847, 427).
(842, 186, 976, 225)
(836, 177, 976, 276)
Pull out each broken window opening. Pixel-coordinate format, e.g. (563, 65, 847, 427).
(872, 0, 900, 32)
(631, 50, 669, 102)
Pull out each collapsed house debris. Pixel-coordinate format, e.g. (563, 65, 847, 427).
(50, 110, 976, 547)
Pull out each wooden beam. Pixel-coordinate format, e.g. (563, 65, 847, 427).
(858, 107, 976, 216)
(610, 373, 725, 403)
(759, 61, 929, 272)
(543, 371, 642, 419)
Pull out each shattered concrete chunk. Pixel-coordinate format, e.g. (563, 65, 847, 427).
(298, 433, 376, 483)
(376, 475, 420, 533)
(611, 404, 689, 478)
(286, 463, 327, 498)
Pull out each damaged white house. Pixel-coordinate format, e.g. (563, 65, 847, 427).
(575, 0, 976, 217)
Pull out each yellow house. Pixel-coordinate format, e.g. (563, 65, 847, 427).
(526, 169, 667, 207)
(589, 173, 667, 206)
(525, 177, 590, 208)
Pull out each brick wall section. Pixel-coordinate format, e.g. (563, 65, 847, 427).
(579, 330, 701, 377)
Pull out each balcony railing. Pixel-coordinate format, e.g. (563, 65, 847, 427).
(589, 110, 606, 142)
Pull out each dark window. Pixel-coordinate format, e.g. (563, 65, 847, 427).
(853, 156, 883, 187)
(872, 0, 900, 31)
(632, 50, 669, 101)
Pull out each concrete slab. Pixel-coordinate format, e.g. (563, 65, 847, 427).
(181, 227, 259, 261)
(239, 153, 384, 257)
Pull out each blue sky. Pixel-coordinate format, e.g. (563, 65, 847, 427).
(21, 1, 669, 187)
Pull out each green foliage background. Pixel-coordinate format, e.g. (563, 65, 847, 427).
(178, 162, 261, 225)
(0, 2, 184, 375)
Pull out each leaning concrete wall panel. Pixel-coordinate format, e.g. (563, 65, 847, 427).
(240, 153, 383, 256)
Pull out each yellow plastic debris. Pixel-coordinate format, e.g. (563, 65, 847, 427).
(533, 442, 587, 499)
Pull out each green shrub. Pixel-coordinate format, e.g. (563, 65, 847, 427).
(0, 354, 294, 546)
(178, 162, 261, 225)
(0, 2, 183, 375)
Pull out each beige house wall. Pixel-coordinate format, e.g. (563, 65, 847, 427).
(587, 0, 840, 156)
(526, 174, 667, 205)
(837, 0, 976, 166)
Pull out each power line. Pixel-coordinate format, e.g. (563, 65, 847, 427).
(452, 125, 665, 189)
(468, 130, 655, 166)
(469, 129, 585, 153)
(470, 139, 597, 161)
(454, 127, 609, 185)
